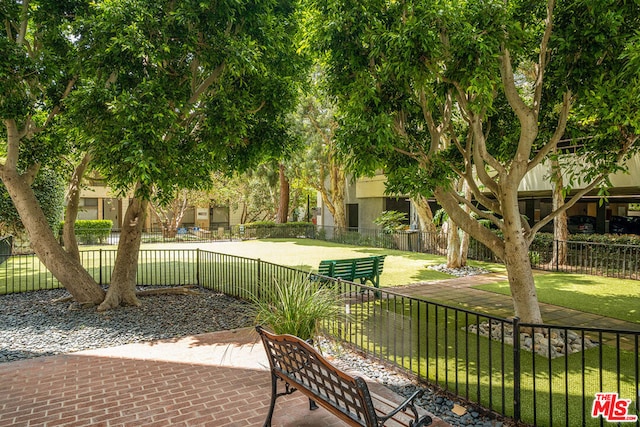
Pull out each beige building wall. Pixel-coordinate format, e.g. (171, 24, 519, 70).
(78, 184, 240, 231)
(316, 154, 640, 233)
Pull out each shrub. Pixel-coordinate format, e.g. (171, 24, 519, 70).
(240, 221, 314, 238)
(60, 220, 113, 244)
(373, 210, 408, 233)
(252, 276, 342, 341)
(0, 168, 65, 240)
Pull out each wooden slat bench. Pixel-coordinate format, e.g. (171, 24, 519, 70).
(256, 326, 432, 427)
(316, 255, 386, 288)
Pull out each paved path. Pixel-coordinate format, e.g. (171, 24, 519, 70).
(393, 272, 640, 330)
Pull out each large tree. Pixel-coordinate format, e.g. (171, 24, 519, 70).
(309, 0, 640, 323)
(2, 0, 305, 310)
(1, 0, 107, 305)
(67, 0, 305, 310)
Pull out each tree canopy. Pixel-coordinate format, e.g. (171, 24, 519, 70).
(307, 0, 640, 322)
(68, 0, 306, 202)
(1, 0, 307, 308)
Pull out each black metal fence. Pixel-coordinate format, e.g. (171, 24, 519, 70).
(69, 223, 640, 280)
(0, 248, 638, 426)
(0, 236, 12, 264)
(66, 224, 317, 246)
(314, 226, 640, 280)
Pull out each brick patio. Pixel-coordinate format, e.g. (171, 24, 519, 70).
(0, 328, 445, 427)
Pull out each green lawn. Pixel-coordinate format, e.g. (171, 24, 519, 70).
(332, 297, 639, 427)
(152, 238, 485, 286)
(1, 239, 461, 293)
(474, 272, 640, 324)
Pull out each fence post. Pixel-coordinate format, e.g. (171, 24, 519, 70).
(512, 317, 521, 422)
(555, 240, 559, 272)
(257, 258, 262, 299)
(99, 248, 103, 286)
(196, 248, 200, 286)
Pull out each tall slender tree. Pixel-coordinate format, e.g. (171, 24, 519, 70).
(292, 90, 348, 229)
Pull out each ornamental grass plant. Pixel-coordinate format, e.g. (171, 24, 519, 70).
(252, 275, 342, 341)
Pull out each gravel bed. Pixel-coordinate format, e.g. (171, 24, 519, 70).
(318, 339, 514, 427)
(0, 287, 514, 426)
(0, 287, 254, 363)
(428, 263, 490, 277)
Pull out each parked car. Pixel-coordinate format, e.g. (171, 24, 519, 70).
(568, 215, 596, 234)
(609, 216, 640, 235)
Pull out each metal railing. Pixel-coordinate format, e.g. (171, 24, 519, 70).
(528, 239, 640, 280)
(0, 236, 12, 265)
(314, 226, 640, 280)
(0, 248, 638, 426)
(67, 223, 640, 281)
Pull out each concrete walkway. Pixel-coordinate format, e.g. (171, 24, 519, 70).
(394, 272, 640, 331)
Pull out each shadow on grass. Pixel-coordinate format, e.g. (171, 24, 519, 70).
(476, 274, 640, 326)
(333, 297, 640, 427)
(261, 238, 354, 248)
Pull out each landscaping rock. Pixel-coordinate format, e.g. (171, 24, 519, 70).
(464, 322, 599, 358)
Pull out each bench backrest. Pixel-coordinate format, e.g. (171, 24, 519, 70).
(352, 256, 385, 279)
(318, 256, 385, 282)
(257, 326, 377, 427)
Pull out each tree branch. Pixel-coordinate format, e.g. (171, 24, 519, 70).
(532, 0, 556, 117)
(469, 115, 501, 195)
(39, 77, 78, 132)
(16, 0, 29, 46)
(24, 162, 41, 186)
(500, 49, 539, 177)
(529, 133, 639, 239)
(450, 189, 503, 229)
(3, 119, 21, 172)
(527, 91, 573, 173)
(5, 17, 13, 40)
(187, 63, 226, 106)
(499, 48, 532, 123)
(434, 187, 506, 260)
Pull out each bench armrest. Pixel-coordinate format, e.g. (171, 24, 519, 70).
(376, 389, 432, 427)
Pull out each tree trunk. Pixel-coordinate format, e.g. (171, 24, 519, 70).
(0, 166, 105, 305)
(434, 186, 543, 323)
(63, 153, 92, 262)
(317, 165, 347, 229)
(459, 182, 472, 266)
(276, 163, 289, 224)
(444, 179, 470, 268)
(503, 231, 543, 323)
(502, 187, 543, 324)
(412, 195, 436, 232)
(446, 218, 463, 268)
(460, 227, 470, 266)
(549, 157, 568, 268)
(98, 196, 147, 311)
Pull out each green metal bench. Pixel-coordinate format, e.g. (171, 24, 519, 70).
(317, 255, 386, 288)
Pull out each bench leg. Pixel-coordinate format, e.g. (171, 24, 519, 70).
(412, 415, 433, 426)
(309, 398, 319, 410)
(262, 375, 279, 427)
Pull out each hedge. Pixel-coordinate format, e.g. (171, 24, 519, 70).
(60, 220, 113, 244)
(237, 221, 314, 239)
